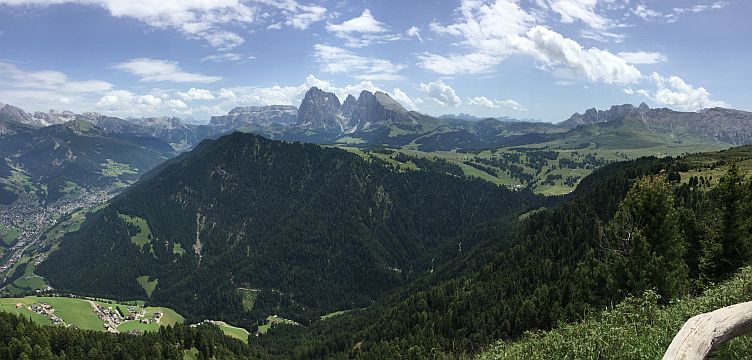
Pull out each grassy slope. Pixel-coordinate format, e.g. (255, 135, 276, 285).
(0, 296, 183, 333)
(136, 275, 158, 298)
(0, 223, 21, 246)
(478, 266, 752, 359)
(118, 213, 153, 251)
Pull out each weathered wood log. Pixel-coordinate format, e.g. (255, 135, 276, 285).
(663, 300, 752, 359)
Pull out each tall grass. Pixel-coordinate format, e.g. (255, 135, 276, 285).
(478, 267, 752, 359)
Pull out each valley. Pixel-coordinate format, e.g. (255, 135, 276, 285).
(0, 89, 751, 359)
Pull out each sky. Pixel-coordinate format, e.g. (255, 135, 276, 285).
(0, 0, 749, 123)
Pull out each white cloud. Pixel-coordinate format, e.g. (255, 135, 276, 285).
(0, 0, 256, 49)
(0, 60, 113, 93)
(326, 9, 386, 33)
(641, 72, 728, 110)
(525, 26, 642, 85)
(468, 96, 527, 111)
(114, 58, 222, 83)
(313, 44, 405, 81)
(496, 99, 527, 111)
(254, 0, 327, 29)
(391, 88, 421, 110)
(418, 79, 461, 107)
(618, 51, 667, 65)
(422, 1, 641, 84)
(631, 2, 729, 23)
(95, 89, 192, 115)
(176, 88, 216, 101)
(549, 0, 608, 30)
(407, 26, 423, 42)
(325, 9, 400, 47)
(0, 60, 113, 111)
(467, 96, 496, 108)
(200, 53, 256, 63)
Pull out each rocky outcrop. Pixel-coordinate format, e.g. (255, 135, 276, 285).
(297, 87, 345, 133)
(560, 103, 752, 145)
(210, 105, 298, 128)
(295, 87, 415, 133)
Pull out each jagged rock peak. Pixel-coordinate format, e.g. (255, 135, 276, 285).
(211, 105, 298, 127)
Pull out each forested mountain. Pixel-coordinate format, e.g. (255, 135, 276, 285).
(243, 146, 752, 358)
(37, 132, 541, 328)
(0, 311, 259, 359)
(0, 120, 174, 203)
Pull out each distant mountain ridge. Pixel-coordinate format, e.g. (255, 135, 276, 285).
(561, 103, 752, 145)
(4, 90, 752, 152)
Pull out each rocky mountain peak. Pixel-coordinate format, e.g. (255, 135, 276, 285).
(210, 105, 298, 128)
(297, 87, 346, 133)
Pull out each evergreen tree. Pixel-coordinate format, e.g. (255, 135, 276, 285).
(700, 162, 751, 283)
(602, 174, 688, 300)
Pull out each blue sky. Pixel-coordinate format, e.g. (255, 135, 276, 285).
(0, 0, 749, 123)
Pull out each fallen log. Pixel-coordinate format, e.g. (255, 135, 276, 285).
(663, 300, 752, 359)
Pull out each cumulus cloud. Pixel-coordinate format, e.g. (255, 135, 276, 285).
(326, 9, 386, 33)
(418, 79, 461, 107)
(525, 26, 642, 85)
(313, 44, 405, 81)
(420, 0, 639, 84)
(325, 9, 400, 47)
(255, 0, 328, 30)
(390, 88, 421, 110)
(0, 0, 332, 48)
(176, 88, 216, 101)
(640, 73, 728, 110)
(548, 0, 608, 30)
(0, 0, 256, 49)
(0, 60, 112, 111)
(96, 90, 188, 114)
(468, 96, 527, 111)
(618, 51, 667, 65)
(114, 58, 222, 83)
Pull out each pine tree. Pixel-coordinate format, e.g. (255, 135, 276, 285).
(700, 162, 751, 284)
(602, 174, 688, 300)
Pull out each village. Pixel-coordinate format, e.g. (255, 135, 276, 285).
(17, 297, 163, 334)
(91, 301, 163, 333)
(0, 189, 111, 279)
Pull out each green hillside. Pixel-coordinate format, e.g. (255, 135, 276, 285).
(478, 266, 752, 359)
(37, 132, 542, 329)
(0, 121, 172, 203)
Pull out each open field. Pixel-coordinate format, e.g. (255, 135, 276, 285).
(100, 159, 138, 177)
(209, 320, 250, 343)
(257, 315, 300, 334)
(136, 275, 158, 298)
(118, 213, 153, 252)
(236, 288, 259, 312)
(0, 295, 183, 333)
(338, 142, 729, 196)
(0, 223, 21, 246)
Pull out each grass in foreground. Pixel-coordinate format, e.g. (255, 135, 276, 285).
(478, 266, 752, 359)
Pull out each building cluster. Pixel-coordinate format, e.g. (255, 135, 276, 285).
(28, 302, 63, 325)
(92, 303, 163, 332)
